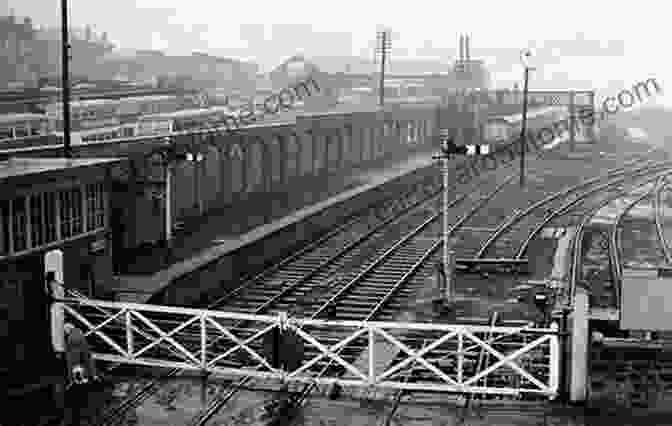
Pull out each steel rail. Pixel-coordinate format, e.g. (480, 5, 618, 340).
(514, 163, 672, 260)
(475, 157, 663, 259)
(654, 179, 672, 264)
(208, 183, 444, 307)
(95, 150, 657, 425)
(569, 171, 672, 306)
(608, 183, 659, 310)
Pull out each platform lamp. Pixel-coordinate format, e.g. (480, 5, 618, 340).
(519, 48, 536, 188)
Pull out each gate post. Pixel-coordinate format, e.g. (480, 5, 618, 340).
(569, 285, 590, 403)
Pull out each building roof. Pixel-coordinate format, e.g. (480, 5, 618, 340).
(0, 157, 122, 182)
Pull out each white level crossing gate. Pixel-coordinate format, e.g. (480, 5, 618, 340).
(60, 298, 560, 398)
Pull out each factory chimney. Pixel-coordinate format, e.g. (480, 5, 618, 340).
(465, 35, 470, 61)
(459, 34, 464, 61)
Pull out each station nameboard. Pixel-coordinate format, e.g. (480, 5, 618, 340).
(620, 269, 672, 331)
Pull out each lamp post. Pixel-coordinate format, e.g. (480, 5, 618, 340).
(519, 49, 535, 188)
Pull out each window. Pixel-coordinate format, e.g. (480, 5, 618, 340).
(85, 183, 105, 232)
(43, 192, 57, 243)
(0, 186, 103, 256)
(59, 188, 83, 239)
(0, 200, 8, 256)
(14, 127, 28, 138)
(29, 194, 45, 247)
(11, 197, 27, 252)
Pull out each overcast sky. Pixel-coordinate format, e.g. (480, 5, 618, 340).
(4, 0, 668, 105)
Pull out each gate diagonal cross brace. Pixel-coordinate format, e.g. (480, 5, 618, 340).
(463, 331, 551, 391)
(132, 311, 200, 364)
(290, 326, 368, 381)
(66, 297, 189, 362)
(376, 327, 459, 386)
(378, 328, 459, 383)
(206, 318, 277, 372)
(63, 304, 128, 357)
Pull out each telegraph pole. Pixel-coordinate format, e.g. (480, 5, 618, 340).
(60, 0, 72, 158)
(376, 29, 391, 107)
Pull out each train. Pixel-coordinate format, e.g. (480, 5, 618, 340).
(0, 94, 221, 144)
(0, 112, 50, 140)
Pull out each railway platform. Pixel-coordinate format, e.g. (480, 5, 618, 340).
(111, 149, 440, 303)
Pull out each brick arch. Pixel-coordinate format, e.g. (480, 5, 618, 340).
(285, 132, 300, 180)
(227, 138, 245, 198)
(269, 134, 283, 188)
(245, 136, 265, 193)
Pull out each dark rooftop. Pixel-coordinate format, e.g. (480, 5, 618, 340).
(0, 157, 122, 181)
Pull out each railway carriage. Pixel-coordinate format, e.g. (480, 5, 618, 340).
(483, 106, 571, 147)
(138, 106, 237, 134)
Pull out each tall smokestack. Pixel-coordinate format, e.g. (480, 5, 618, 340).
(465, 35, 470, 61)
(459, 34, 464, 61)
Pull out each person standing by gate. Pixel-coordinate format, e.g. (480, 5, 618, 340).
(64, 323, 100, 385)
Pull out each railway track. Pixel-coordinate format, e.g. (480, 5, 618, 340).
(654, 178, 672, 264)
(583, 177, 672, 408)
(177, 171, 521, 425)
(83, 161, 506, 425)
(248, 160, 672, 424)
(78, 147, 664, 425)
(569, 169, 672, 311)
